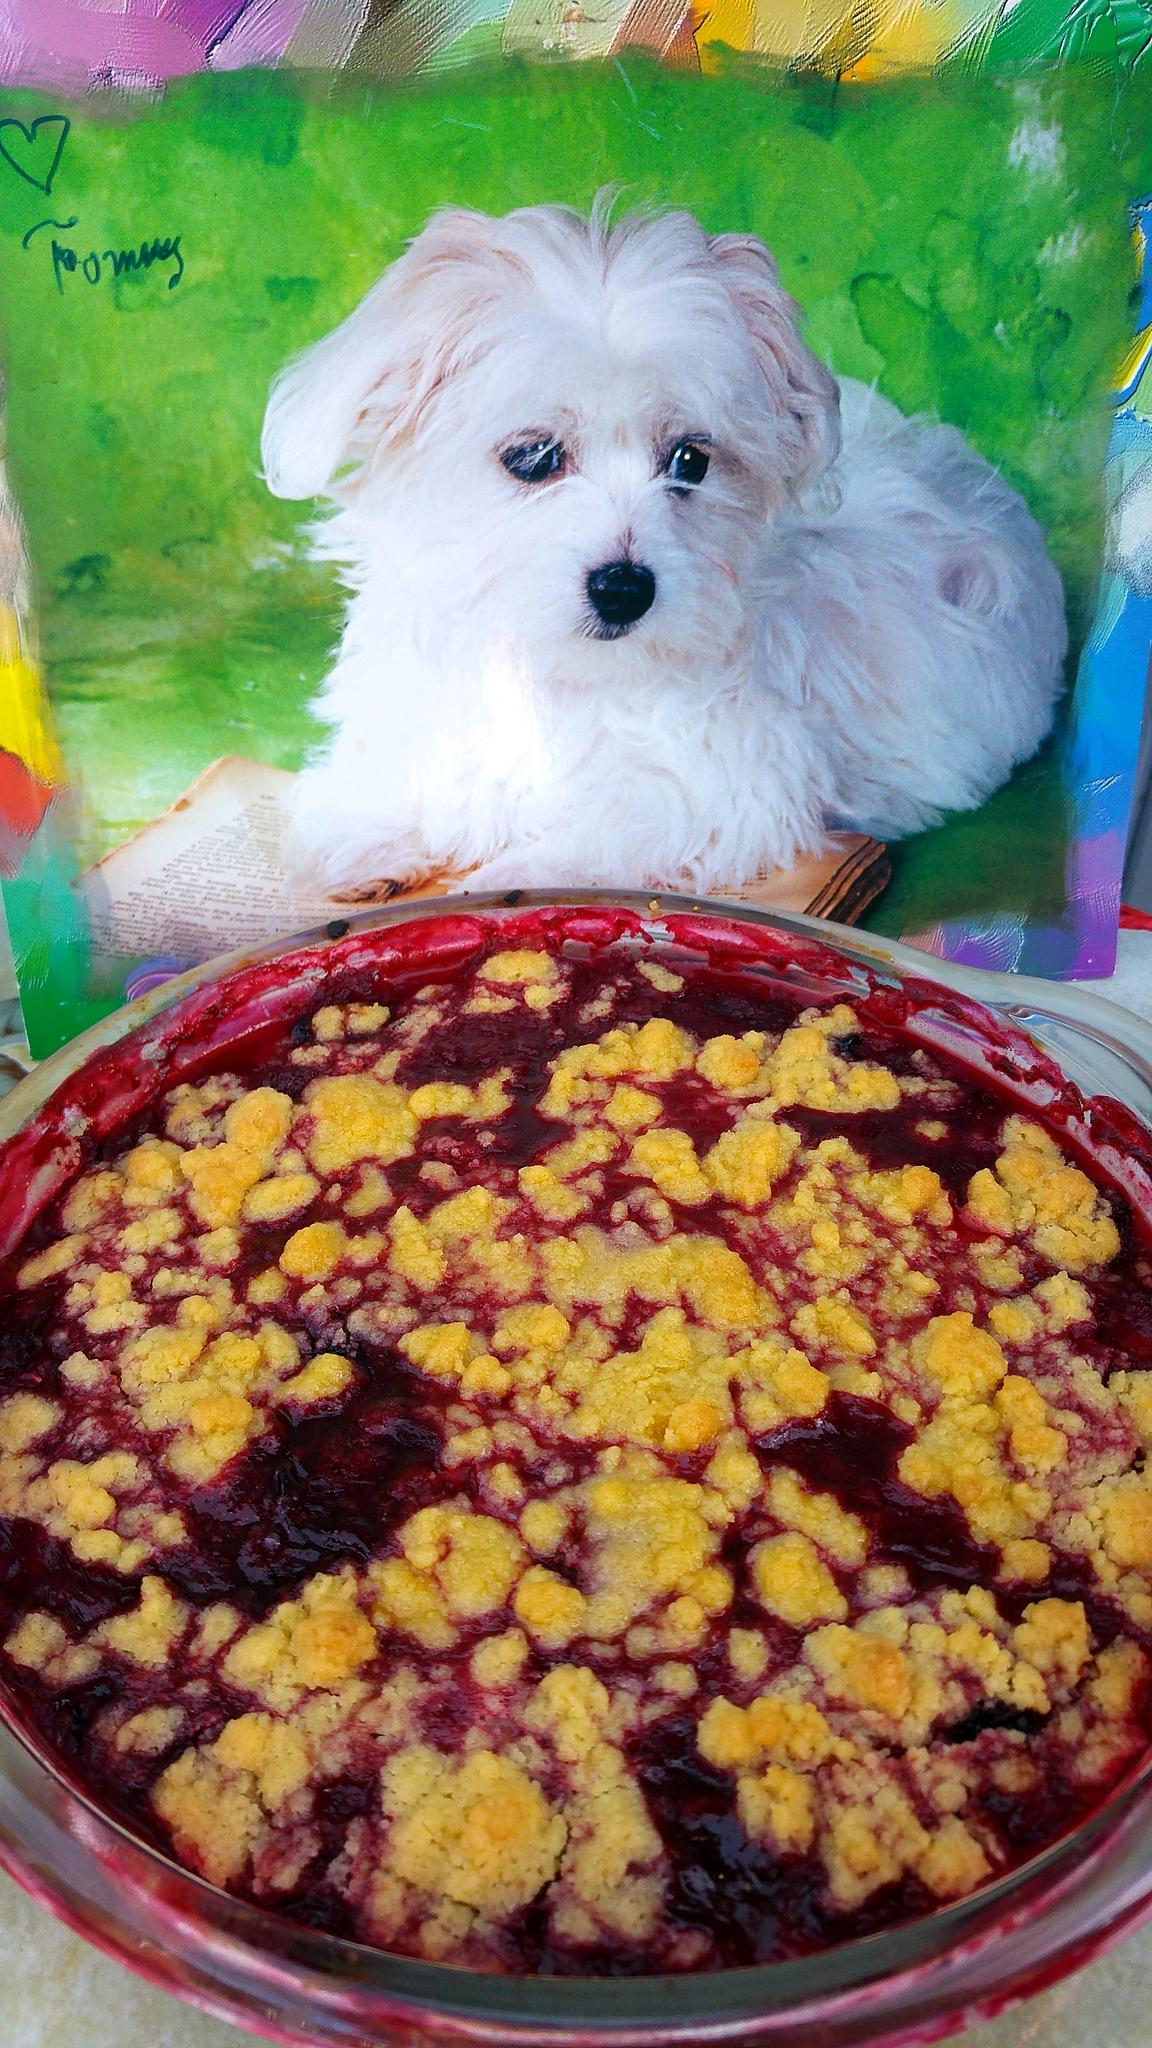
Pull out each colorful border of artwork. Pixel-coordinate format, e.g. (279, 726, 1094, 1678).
(0, 4, 1150, 1051)
(900, 196, 1152, 976)
(5, 0, 1152, 89)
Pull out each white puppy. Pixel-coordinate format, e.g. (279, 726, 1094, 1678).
(262, 201, 1067, 895)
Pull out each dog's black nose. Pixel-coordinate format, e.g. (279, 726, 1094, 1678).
(587, 560, 656, 633)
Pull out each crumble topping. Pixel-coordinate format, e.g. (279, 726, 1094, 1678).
(2, 943, 1152, 1974)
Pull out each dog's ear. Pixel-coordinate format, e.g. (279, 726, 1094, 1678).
(708, 232, 840, 491)
(262, 209, 516, 500)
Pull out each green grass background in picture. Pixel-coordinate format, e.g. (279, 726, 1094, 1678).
(0, 56, 1148, 1046)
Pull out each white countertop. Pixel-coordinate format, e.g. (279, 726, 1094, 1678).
(3, 930, 1152, 2047)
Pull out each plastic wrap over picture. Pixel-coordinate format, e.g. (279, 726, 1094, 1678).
(0, 54, 1149, 1052)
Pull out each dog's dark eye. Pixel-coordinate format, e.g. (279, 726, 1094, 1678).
(500, 439, 567, 485)
(664, 440, 710, 491)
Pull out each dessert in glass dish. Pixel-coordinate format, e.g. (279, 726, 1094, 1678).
(2, 898, 1152, 2048)
(3, 901, 1152, 1992)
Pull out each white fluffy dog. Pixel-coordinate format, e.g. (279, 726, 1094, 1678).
(261, 201, 1067, 895)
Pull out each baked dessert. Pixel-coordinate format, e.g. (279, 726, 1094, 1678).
(2, 916, 1151, 1976)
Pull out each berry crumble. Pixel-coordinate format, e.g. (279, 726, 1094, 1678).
(2, 915, 1151, 1974)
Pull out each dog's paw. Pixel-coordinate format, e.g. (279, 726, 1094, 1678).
(323, 877, 405, 906)
(460, 847, 589, 894)
(285, 798, 442, 899)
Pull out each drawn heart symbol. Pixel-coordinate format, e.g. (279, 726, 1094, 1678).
(0, 114, 70, 195)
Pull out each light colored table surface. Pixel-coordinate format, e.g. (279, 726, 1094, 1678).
(4, 931, 1152, 2046)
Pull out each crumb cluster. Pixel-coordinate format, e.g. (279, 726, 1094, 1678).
(1, 941, 1150, 1973)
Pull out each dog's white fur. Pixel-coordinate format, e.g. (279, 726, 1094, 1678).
(262, 201, 1067, 894)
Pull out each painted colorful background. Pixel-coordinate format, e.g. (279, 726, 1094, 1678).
(0, 36, 1151, 1051)
(6, 0, 1152, 89)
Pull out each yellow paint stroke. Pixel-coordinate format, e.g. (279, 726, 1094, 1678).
(842, 0, 958, 76)
(0, 607, 64, 790)
(1117, 323, 1152, 401)
(704, 0, 959, 69)
(697, 0, 754, 59)
(701, 0, 959, 71)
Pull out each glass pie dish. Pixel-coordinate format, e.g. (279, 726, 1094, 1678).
(3, 887, 1152, 2048)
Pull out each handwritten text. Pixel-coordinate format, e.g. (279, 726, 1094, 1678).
(23, 215, 185, 294)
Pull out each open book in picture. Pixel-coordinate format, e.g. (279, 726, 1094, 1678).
(80, 756, 890, 972)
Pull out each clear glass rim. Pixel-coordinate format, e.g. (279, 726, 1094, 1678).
(3, 1695, 1151, 2032)
(4, 885, 1152, 2034)
(12, 886, 1152, 1108)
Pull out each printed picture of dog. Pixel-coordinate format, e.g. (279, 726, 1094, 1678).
(261, 199, 1068, 898)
